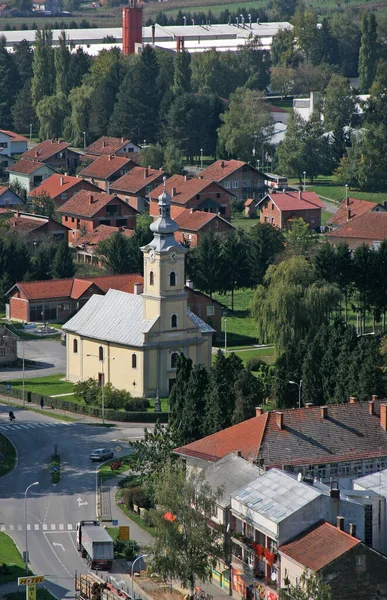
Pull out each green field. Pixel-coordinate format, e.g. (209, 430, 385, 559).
(311, 184, 387, 204)
(231, 346, 275, 365)
(9, 374, 74, 397)
(213, 288, 258, 346)
(232, 217, 258, 231)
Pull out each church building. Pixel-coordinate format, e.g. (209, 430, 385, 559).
(62, 180, 214, 397)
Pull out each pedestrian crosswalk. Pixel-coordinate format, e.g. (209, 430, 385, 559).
(0, 421, 70, 431)
(0, 523, 75, 532)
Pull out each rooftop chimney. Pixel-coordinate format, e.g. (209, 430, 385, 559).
(337, 516, 345, 531)
(103, 140, 106, 147)
(369, 401, 375, 415)
(330, 483, 340, 500)
(276, 412, 284, 429)
(234, 449, 242, 457)
(305, 402, 313, 408)
(347, 208, 351, 220)
(298, 190, 302, 199)
(349, 523, 357, 538)
(255, 407, 263, 417)
(190, 208, 194, 214)
(121, 137, 125, 143)
(349, 396, 357, 403)
(89, 194, 94, 204)
(381, 404, 387, 430)
(346, 196, 350, 207)
(133, 282, 143, 295)
(144, 167, 148, 179)
(152, 23, 155, 44)
(185, 279, 194, 289)
(171, 187, 177, 197)
(320, 406, 328, 419)
(108, 155, 113, 161)
(372, 394, 378, 402)
(35, 150, 39, 158)
(184, 175, 188, 182)
(220, 161, 224, 168)
(60, 176, 64, 186)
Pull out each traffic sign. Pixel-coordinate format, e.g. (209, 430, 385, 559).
(115, 445, 121, 453)
(112, 519, 118, 526)
(119, 525, 129, 541)
(18, 577, 45, 586)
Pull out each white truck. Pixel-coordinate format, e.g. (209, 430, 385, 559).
(76, 520, 114, 570)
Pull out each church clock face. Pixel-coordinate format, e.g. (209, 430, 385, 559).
(149, 249, 155, 263)
(169, 250, 178, 263)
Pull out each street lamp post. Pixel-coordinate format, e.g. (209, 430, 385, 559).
(83, 131, 86, 150)
(22, 342, 25, 405)
(24, 482, 39, 575)
(29, 124, 32, 140)
(257, 159, 260, 171)
(303, 171, 306, 193)
(86, 354, 114, 424)
(289, 379, 302, 409)
(224, 317, 227, 354)
(131, 554, 148, 599)
(200, 148, 203, 170)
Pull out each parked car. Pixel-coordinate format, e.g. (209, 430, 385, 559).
(89, 448, 114, 462)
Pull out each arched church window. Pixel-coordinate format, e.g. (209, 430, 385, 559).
(99, 346, 104, 361)
(73, 339, 78, 353)
(170, 271, 176, 286)
(171, 314, 178, 328)
(150, 271, 154, 285)
(171, 352, 178, 368)
(132, 353, 137, 369)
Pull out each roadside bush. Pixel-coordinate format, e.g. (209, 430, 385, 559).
(132, 487, 152, 509)
(118, 474, 142, 489)
(124, 398, 150, 411)
(122, 486, 143, 510)
(98, 382, 131, 409)
(74, 378, 99, 405)
(246, 357, 265, 371)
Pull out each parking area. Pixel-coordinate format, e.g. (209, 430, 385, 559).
(0, 339, 66, 380)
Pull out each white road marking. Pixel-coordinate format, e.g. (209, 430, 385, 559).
(43, 524, 48, 530)
(52, 542, 65, 551)
(67, 524, 72, 530)
(27, 524, 31, 531)
(51, 524, 56, 530)
(34, 524, 39, 530)
(59, 524, 64, 530)
(77, 497, 88, 507)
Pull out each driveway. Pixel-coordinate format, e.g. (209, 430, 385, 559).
(0, 339, 66, 380)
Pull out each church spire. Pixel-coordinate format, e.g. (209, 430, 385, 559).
(148, 176, 180, 251)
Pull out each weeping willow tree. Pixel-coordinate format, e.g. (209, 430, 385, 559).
(252, 255, 341, 356)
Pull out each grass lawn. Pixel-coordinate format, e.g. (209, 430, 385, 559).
(0, 533, 29, 583)
(213, 288, 258, 346)
(0, 434, 16, 477)
(115, 491, 155, 536)
(99, 454, 135, 483)
(148, 397, 169, 412)
(321, 210, 332, 225)
(232, 217, 259, 231)
(310, 184, 387, 204)
(9, 374, 74, 397)
(230, 347, 275, 366)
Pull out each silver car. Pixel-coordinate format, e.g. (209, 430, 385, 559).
(89, 448, 114, 462)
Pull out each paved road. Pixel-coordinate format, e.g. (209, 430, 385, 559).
(0, 404, 147, 599)
(0, 340, 66, 380)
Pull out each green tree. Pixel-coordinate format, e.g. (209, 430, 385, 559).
(248, 222, 285, 286)
(14, 0, 32, 11)
(282, 571, 331, 600)
(109, 68, 146, 142)
(204, 350, 243, 434)
(54, 31, 71, 96)
(232, 368, 264, 424)
(330, 13, 361, 78)
(252, 256, 340, 356)
(169, 353, 193, 422)
(68, 47, 92, 90)
(27, 241, 55, 281)
(29, 191, 56, 219)
(151, 462, 222, 594)
(172, 50, 191, 96)
(292, 9, 318, 63)
(237, 36, 271, 91)
(189, 230, 222, 297)
(140, 144, 164, 169)
(359, 12, 378, 93)
(97, 231, 133, 275)
(271, 28, 299, 68)
(310, 18, 338, 66)
(177, 364, 209, 445)
(31, 27, 55, 107)
(132, 422, 178, 501)
(323, 75, 355, 133)
(36, 94, 67, 141)
(273, 0, 297, 20)
(284, 217, 319, 257)
(163, 142, 184, 175)
(13, 38, 33, 84)
(0, 36, 17, 129)
(52, 241, 75, 279)
(217, 88, 273, 162)
(270, 67, 295, 98)
(65, 84, 93, 147)
(220, 230, 250, 310)
(89, 62, 124, 141)
(11, 81, 37, 134)
(74, 378, 99, 405)
(301, 325, 330, 406)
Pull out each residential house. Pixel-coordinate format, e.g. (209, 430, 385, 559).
(0, 324, 18, 365)
(0, 185, 25, 207)
(29, 174, 99, 208)
(21, 140, 79, 173)
(58, 190, 138, 246)
(6, 274, 143, 323)
(325, 212, 387, 250)
(353, 469, 387, 555)
(175, 399, 387, 488)
(256, 190, 324, 230)
(198, 160, 265, 202)
(267, 104, 290, 125)
(32, 0, 59, 13)
(7, 160, 56, 194)
(78, 155, 136, 192)
(279, 521, 387, 600)
(63, 187, 214, 397)
(86, 136, 140, 157)
(148, 175, 232, 221)
(229, 469, 365, 600)
(185, 280, 222, 340)
(327, 197, 387, 229)
(174, 209, 235, 246)
(293, 91, 320, 122)
(0, 154, 13, 171)
(110, 166, 164, 212)
(7, 211, 68, 243)
(0, 129, 28, 157)
(75, 224, 134, 265)
(0, 5, 13, 16)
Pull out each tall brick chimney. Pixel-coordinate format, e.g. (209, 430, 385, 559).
(255, 407, 263, 417)
(122, 0, 143, 56)
(276, 412, 284, 429)
(337, 516, 344, 531)
(381, 404, 387, 430)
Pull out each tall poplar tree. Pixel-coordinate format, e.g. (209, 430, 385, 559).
(54, 31, 71, 96)
(0, 36, 17, 129)
(31, 27, 55, 107)
(172, 50, 191, 96)
(359, 13, 378, 92)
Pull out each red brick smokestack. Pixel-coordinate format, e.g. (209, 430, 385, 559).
(122, 0, 142, 55)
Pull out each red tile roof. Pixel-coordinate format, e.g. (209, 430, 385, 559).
(198, 159, 258, 182)
(267, 105, 289, 114)
(8, 274, 144, 301)
(0, 186, 8, 196)
(29, 174, 96, 199)
(0, 129, 29, 143)
(258, 191, 325, 212)
(58, 190, 136, 219)
(8, 213, 49, 234)
(176, 400, 387, 467)
(76, 224, 134, 249)
(78, 155, 135, 180)
(22, 140, 70, 162)
(86, 136, 132, 156)
(7, 159, 48, 175)
(149, 175, 228, 206)
(279, 522, 360, 571)
(244, 198, 254, 207)
(327, 198, 384, 227)
(174, 412, 269, 462)
(110, 166, 164, 194)
(326, 212, 387, 241)
(174, 209, 234, 232)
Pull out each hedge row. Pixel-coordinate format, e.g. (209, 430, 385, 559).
(0, 386, 169, 423)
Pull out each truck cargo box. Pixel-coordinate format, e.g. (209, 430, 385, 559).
(81, 526, 114, 560)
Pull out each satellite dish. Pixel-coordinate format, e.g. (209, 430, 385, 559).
(297, 473, 302, 482)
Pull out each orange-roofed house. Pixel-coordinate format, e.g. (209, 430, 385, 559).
(0, 129, 28, 157)
(110, 166, 164, 212)
(256, 190, 325, 230)
(6, 274, 144, 323)
(58, 190, 139, 245)
(327, 196, 387, 229)
(198, 159, 265, 202)
(78, 155, 137, 192)
(174, 208, 235, 246)
(325, 212, 387, 250)
(29, 174, 100, 207)
(75, 224, 134, 265)
(279, 521, 387, 599)
(7, 160, 56, 193)
(86, 136, 140, 157)
(21, 139, 80, 172)
(148, 175, 232, 221)
(6, 211, 68, 243)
